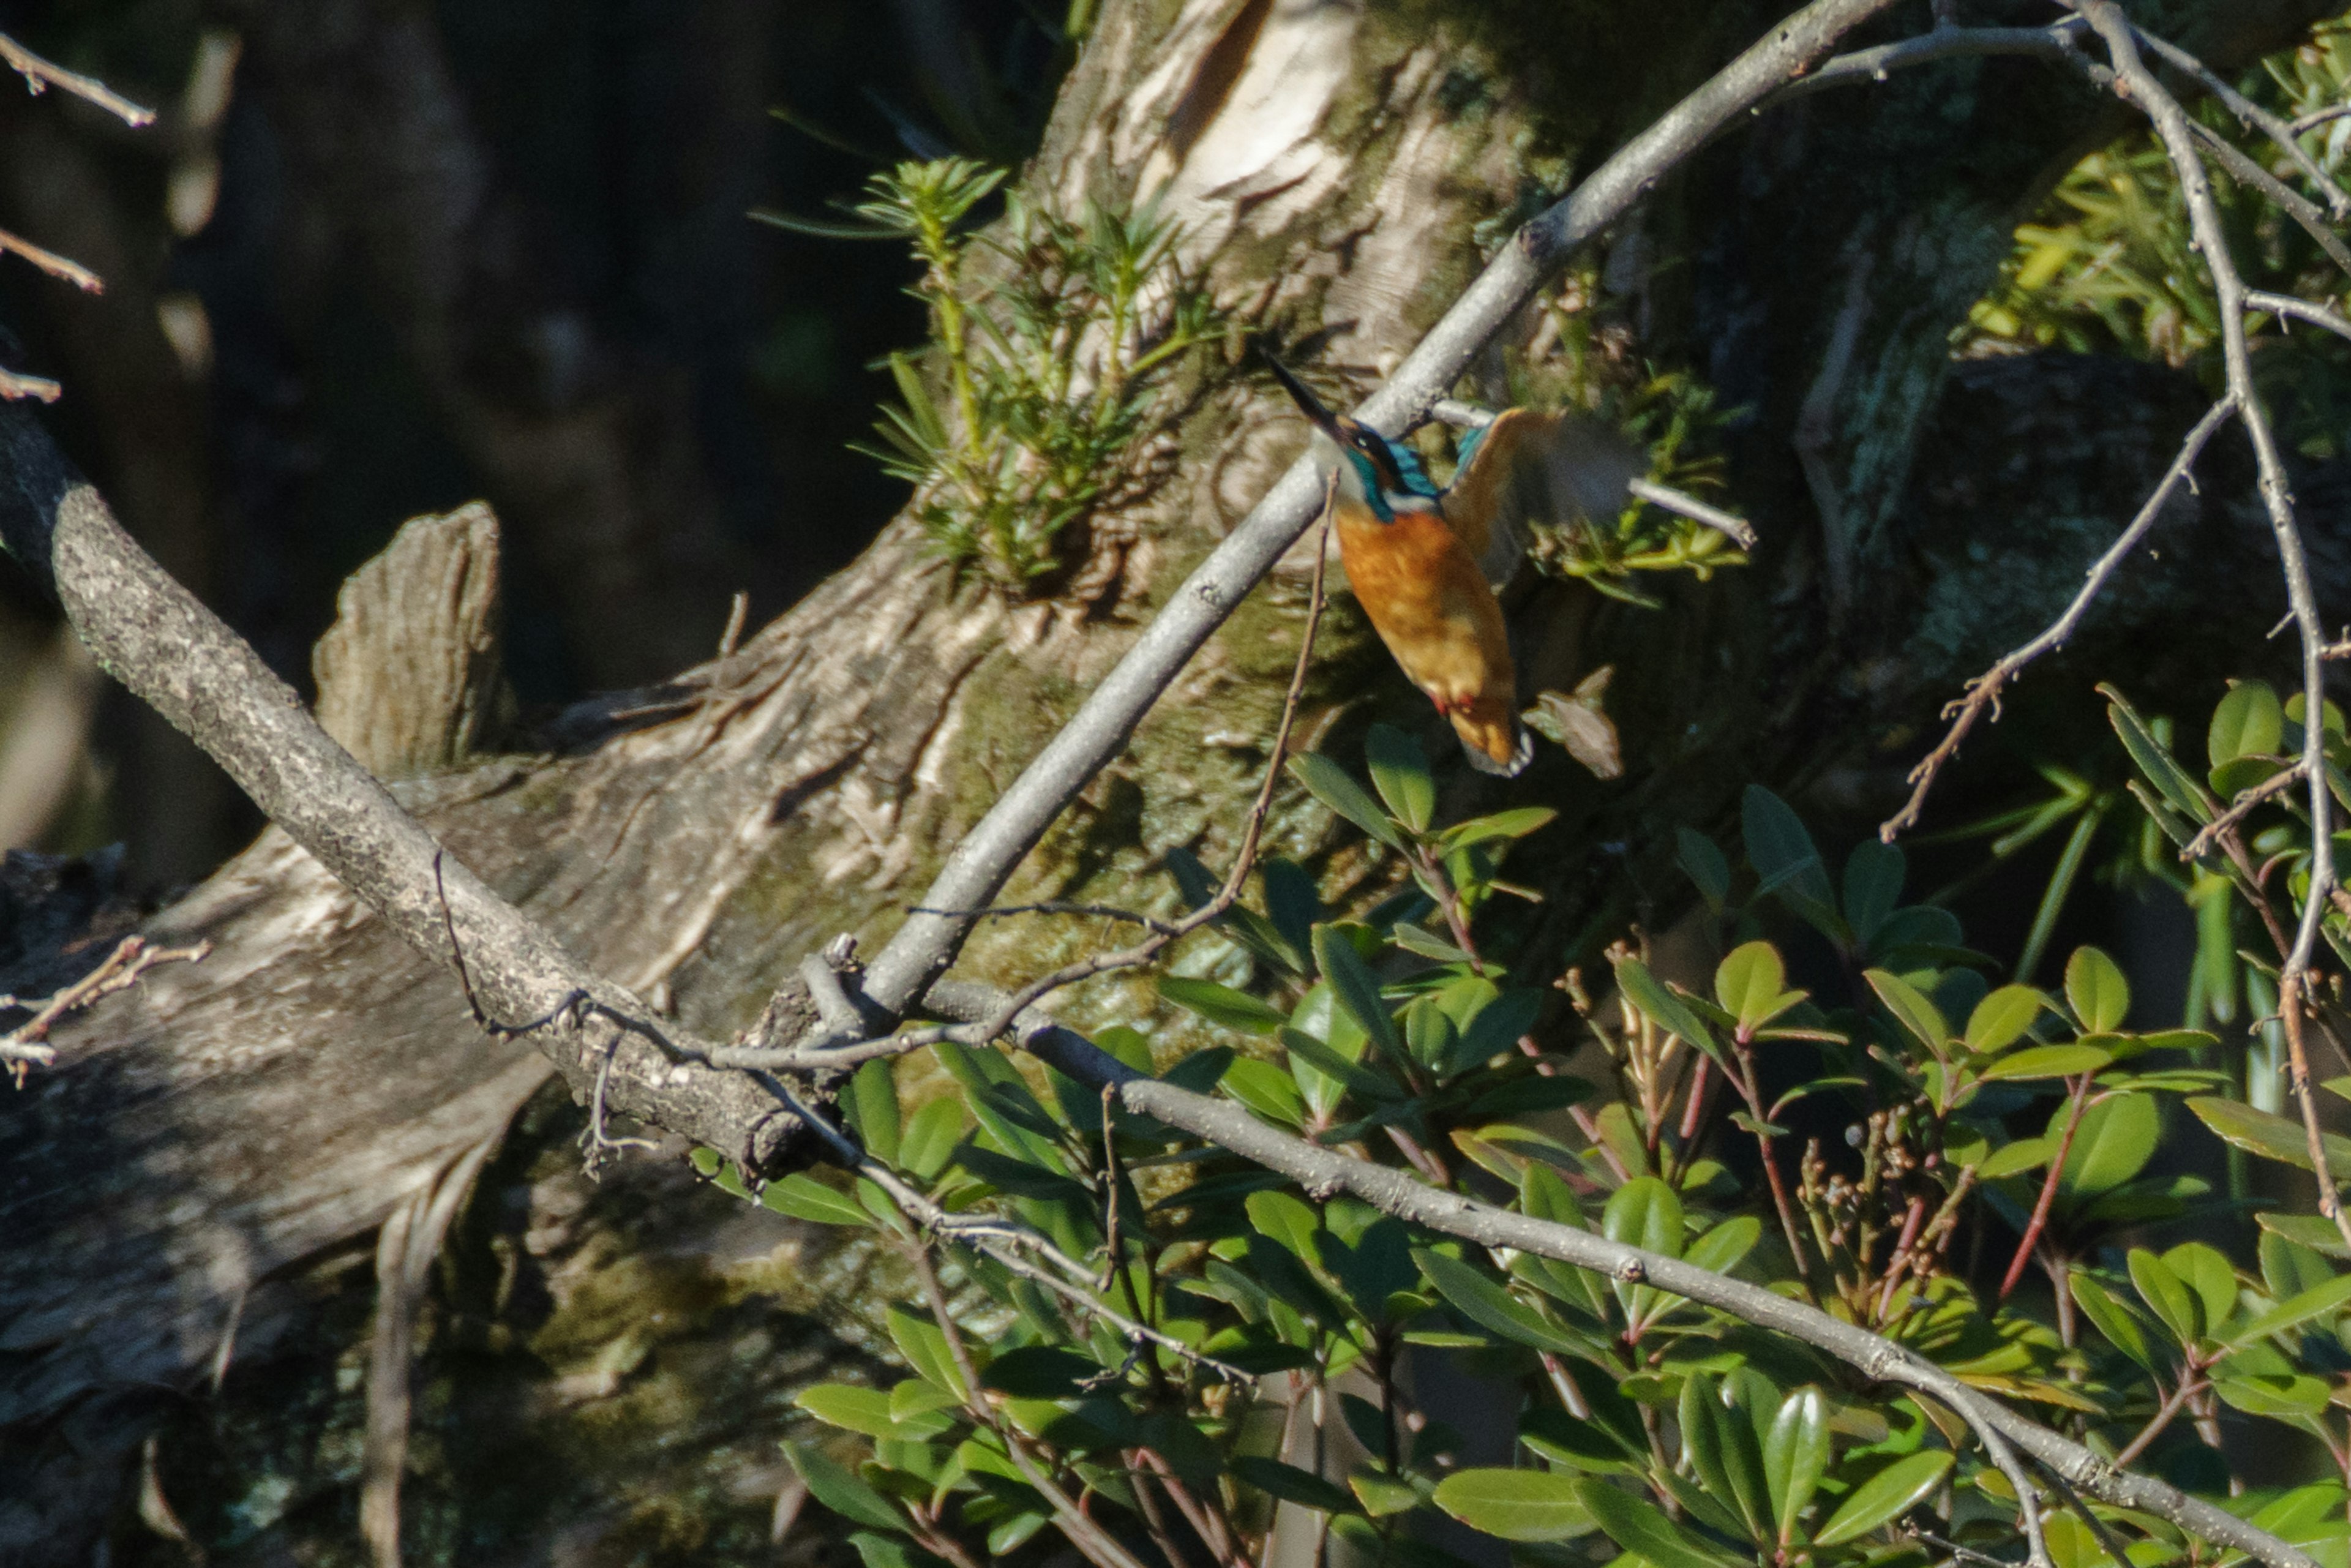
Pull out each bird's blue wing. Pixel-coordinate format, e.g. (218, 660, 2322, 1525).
(1444, 410, 1647, 588)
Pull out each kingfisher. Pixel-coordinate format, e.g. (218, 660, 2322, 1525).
(1263, 352, 1644, 777)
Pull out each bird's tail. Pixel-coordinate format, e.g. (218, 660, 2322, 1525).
(1452, 701, 1532, 778)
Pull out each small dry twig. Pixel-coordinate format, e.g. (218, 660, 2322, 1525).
(0, 31, 156, 126)
(0, 367, 60, 403)
(1883, 396, 2237, 839)
(2, 934, 211, 1084)
(2184, 760, 2309, 861)
(0, 226, 103, 294)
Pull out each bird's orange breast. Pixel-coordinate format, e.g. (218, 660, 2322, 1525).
(1333, 505, 1514, 707)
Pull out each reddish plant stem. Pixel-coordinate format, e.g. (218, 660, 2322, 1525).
(2000, 1075, 2094, 1302)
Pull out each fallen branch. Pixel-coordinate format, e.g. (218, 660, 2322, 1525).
(0, 415, 806, 1170)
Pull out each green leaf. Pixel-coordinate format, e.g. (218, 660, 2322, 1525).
(2102, 685, 2218, 825)
(1220, 1057, 1305, 1127)
(1977, 1136, 2053, 1180)
(2065, 947, 2131, 1033)
(980, 1346, 1098, 1398)
(1616, 955, 1723, 1063)
(1364, 724, 1436, 835)
(2210, 680, 2284, 767)
(847, 1532, 929, 1568)
(2232, 1271, 2351, 1345)
(1433, 1469, 1594, 1542)
(1289, 752, 1406, 851)
(1744, 786, 1840, 935)
(887, 1306, 971, 1400)
(1684, 1215, 1762, 1277)
(1415, 1247, 1583, 1353)
(1678, 827, 1731, 910)
(1603, 1177, 1685, 1261)
(1247, 1189, 1323, 1259)
(2128, 1246, 2200, 1345)
(845, 1059, 901, 1165)
(1978, 1043, 2113, 1082)
(2071, 1270, 2159, 1373)
(1715, 942, 1801, 1031)
(2189, 1095, 2351, 1180)
(1965, 986, 2049, 1055)
(1314, 924, 1405, 1063)
(763, 1174, 874, 1227)
(2059, 1092, 2158, 1196)
(899, 1097, 966, 1180)
(1231, 1455, 1357, 1514)
(2165, 1242, 2238, 1338)
(986, 1514, 1050, 1556)
(1521, 1406, 1641, 1475)
(1764, 1387, 1830, 1545)
(2215, 1373, 2334, 1424)
(2259, 1211, 2351, 1260)
(784, 1441, 907, 1533)
(1810, 1451, 1952, 1546)
(1349, 1467, 1423, 1518)
(1575, 1476, 1742, 1568)
(1680, 1375, 1770, 1542)
(2262, 1229, 2338, 1301)
(1439, 807, 1558, 854)
(1842, 842, 1906, 947)
(1159, 976, 1288, 1035)
(1865, 969, 1949, 1051)
(797, 1384, 906, 1440)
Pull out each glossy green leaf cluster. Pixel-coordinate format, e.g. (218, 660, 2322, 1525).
(829, 157, 1231, 591)
(681, 723, 2351, 1568)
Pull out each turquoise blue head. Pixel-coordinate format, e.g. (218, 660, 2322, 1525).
(1261, 352, 1439, 523)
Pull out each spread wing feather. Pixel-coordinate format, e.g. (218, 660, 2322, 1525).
(1444, 410, 1648, 589)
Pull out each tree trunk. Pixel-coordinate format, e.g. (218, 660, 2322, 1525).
(2, 0, 2336, 1558)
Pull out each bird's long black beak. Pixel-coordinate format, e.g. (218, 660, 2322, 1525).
(1258, 347, 1346, 443)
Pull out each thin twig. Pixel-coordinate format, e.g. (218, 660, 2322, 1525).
(904, 1244, 1156, 1568)
(2292, 104, 2351, 137)
(2128, 21, 2350, 222)
(2188, 119, 2351, 280)
(716, 590, 748, 658)
(771, 1074, 1248, 1384)
(1769, 19, 2092, 103)
(1626, 478, 1758, 551)
(0, 367, 60, 402)
(2248, 290, 2351, 345)
(1998, 1076, 2096, 1302)
(0, 226, 103, 293)
(1, 934, 211, 1083)
(2183, 760, 2308, 861)
(1883, 396, 2237, 839)
(0, 32, 156, 126)
(2111, 1373, 2203, 1470)
(910, 900, 1183, 936)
